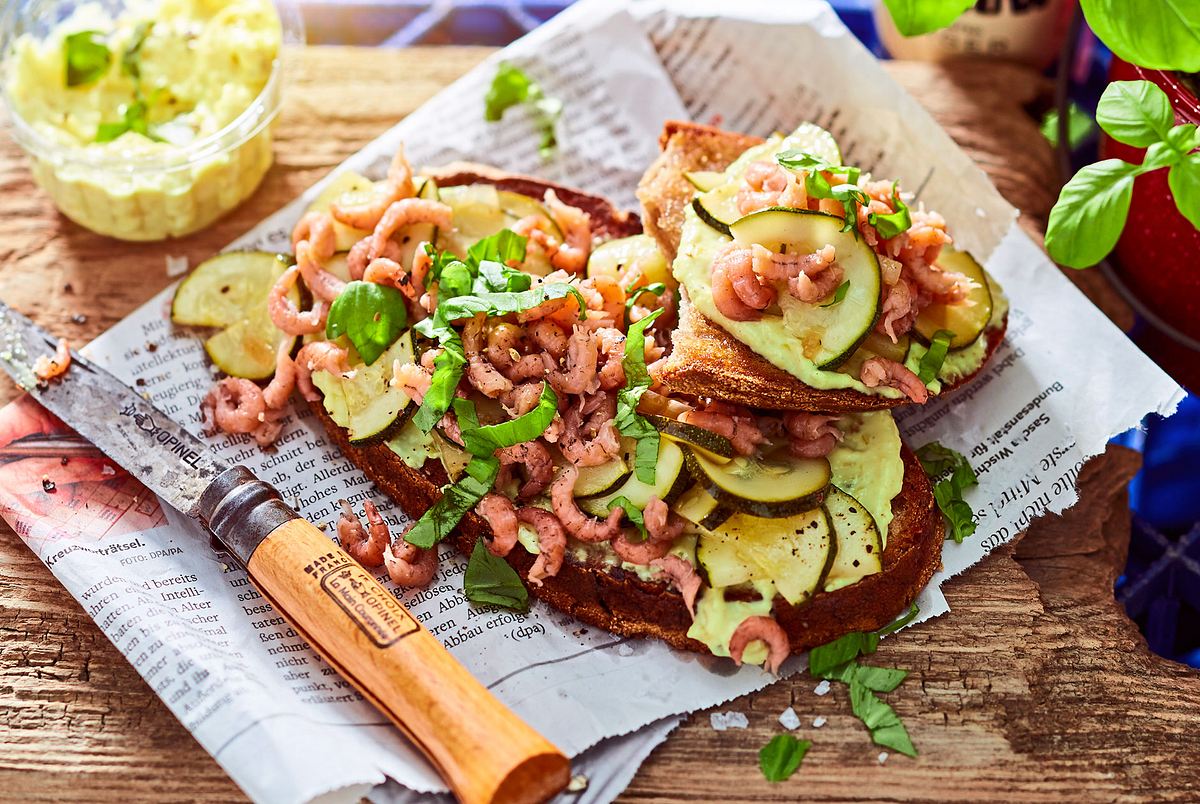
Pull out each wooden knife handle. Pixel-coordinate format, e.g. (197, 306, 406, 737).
(197, 468, 569, 804)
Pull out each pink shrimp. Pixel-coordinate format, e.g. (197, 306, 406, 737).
(337, 499, 388, 568)
(518, 507, 567, 586)
(546, 326, 600, 396)
(651, 555, 702, 618)
(502, 381, 545, 418)
(907, 259, 972, 306)
(710, 243, 775, 321)
(330, 145, 417, 231)
(368, 198, 453, 263)
(477, 493, 519, 557)
(392, 361, 432, 404)
(783, 412, 842, 458)
(201, 378, 266, 435)
(348, 235, 403, 281)
(550, 465, 624, 543)
(386, 525, 438, 587)
(877, 274, 920, 342)
(612, 529, 673, 564)
(860, 356, 929, 404)
(496, 440, 555, 500)
(291, 211, 337, 264)
(296, 240, 347, 304)
(268, 265, 327, 336)
(643, 495, 685, 544)
(252, 408, 287, 449)
(33, 339, 71, 381)
(261, 340, 297, 411)
(462, 315, 513, 398)
(682, 402, 767, 456)
(594, 327, 627, 391)
(728, 615, 791, 674)
(294, 341, 351, 402)
(779, 251, 845, 305)
(637, 390, 694, 420)
(530, 190, 593, 274)
(528, 319, 569, 359)
(558, 391, 621, 467)
(737, 161, 807, 216)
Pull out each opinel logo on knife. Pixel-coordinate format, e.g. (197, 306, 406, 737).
(118, 401, 206, 469)
(310, 552, 420, 648)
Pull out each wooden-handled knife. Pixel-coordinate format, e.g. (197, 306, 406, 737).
(0, 301, 570, 804)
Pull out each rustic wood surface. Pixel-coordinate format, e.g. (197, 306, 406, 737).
(1, 47, 1194, 802)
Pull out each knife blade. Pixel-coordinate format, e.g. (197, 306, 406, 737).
(0, 300, 569, 804)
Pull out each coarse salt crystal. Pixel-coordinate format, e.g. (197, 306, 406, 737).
(566, 774, 588, 793)
(166, 255, 189, 278)
(812, 715, 827, 728)
(101, 464, 116, 477)
(777, 707, 801, 730)
(878, 752, 889, 764)
(709, 711, 749, 731)
(814, 680, 831, 696)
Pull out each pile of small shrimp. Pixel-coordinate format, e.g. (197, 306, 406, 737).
(721, 160, 975, 402)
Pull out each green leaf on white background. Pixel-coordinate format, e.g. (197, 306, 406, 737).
(1045, 159, 1141, 268)
(1095, 81, 1174, 147)
(881, 0, 976, 37)
(1080, 0, 1200, 73)
(1168, 153, 1200, 231)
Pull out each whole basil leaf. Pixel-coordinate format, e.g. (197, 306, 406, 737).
(65, 30, 111, 87)
(1096, 81, 1175, 148)
(758, 734, 810, 782)
(881, 0, 976, 37)
(1079, 0, 1200, 73)
(464, 538, 528, 611)
(1045, 159, 1140, 268)
(1168, 153, 1200, 230)
(326, 281, 408, 365)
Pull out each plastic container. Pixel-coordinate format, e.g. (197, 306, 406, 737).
(0, 0, 305, 242)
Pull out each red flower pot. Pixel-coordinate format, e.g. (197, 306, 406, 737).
(1102, 60, 1200, 390)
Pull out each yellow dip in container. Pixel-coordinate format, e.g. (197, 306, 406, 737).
(1, 0, 304, 241)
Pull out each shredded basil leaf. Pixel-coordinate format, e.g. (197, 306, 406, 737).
(916, 329, 954, 385)
(438, 260, 474, 301)
(607, 495, 647, 541)
(413, 334, 466, 433)
(809, 602, 919, 677)
(877, 601, 920, 636)
(868, 182, 912, 239)
(759, 734, 810, 782)
(435, 284, 587, 325)
(916, 442, 978, 543)
(820, 280, 850, 308)
(65, 30, 111, 87)
(325, 281, 408, 365)
(823, 660, 908, 692)
(477, 259, 533, 294)
(468, 229, 528, 271)
(484, 61, 562, 158)
(849, 679, 918, 757)
(775, 150, 869, 233)
(453, 382, 557, 458)
(405, 455, 500, 548)
(623, 282, 667, 327)
(615, 308, 664, 483)
(464, 538, 529, 611)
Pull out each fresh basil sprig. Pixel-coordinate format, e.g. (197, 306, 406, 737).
(915, 441, 978, 543)
(758, 734, 810, 782)
(405, 455, 499, 549)
(915, 329, 954, 385)
(614, 308, 664, 483)
(452, 383, 557, 458)
(484, 61, 563, 158)
(819, 280, 850, 308)
(1046, 81, 1200, 268)
(464, 539, 528, 610)
(607, 495, 647, 541)
(326, 281, 408, 365)
(65, 30, 111, 87)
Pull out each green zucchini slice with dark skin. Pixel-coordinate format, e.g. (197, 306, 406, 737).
(682, 443, 831, 519)
(913, 249, 994, 350)
(645, 414, 734, 462)
(577, 439, 687, 518)
(822, 485, 884, 592)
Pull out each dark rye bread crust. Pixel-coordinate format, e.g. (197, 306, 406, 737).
(638, 120, 1008, 413)
(304, 167, 943, 655)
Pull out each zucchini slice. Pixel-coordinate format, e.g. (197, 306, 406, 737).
(311, 332, 415, 443)
(578, 439, 687, 518)
(697, 506, 836, 606)
(913, 249, 994, 349)
(433, 428, 472, 482)
(438, 184, 561, 275)
(171, 251, 298, 380)
(684, 170, 728, 193)
(728, 208, 881, 368)
(646, 414, 734, 463)
(683, 444, 831, 518)
(587, 234, 674, 290)
(306, 171, 376, 252)
(673, 484, 735, 531)
(837, 330, 912, 381)
(823, 486, 884, 592)
(573, 456, 631, 498)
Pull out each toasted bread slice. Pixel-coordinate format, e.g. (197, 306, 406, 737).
(306, 169, 943, 656)
(638, 120, 1007, 412)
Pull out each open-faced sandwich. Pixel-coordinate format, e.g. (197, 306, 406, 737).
(175, 139, 952, 673)
(638, 121, 1009, 411)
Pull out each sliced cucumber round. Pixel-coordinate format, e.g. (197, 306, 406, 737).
(697, 506, 835, 606)
(311, 332, 415, 443)
(728, 208, 881, 368)
(684, 170, 728, 193)
(587, 234, 673, 289)
(645, 414, 733, 463)
(578, 439, 687, 518)
(683, 444, 831, 519)
(823, 486, 884, 592)
(913, 249, 994, 349)
(172, 251, 298, 380)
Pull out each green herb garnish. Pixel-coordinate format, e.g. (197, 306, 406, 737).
(819, 280, 850, 308)
(916, 442, 978, 543)
(915, 329, 954, 385)
(325, 281, 408, 365)
(121, 22, 152, 79)
(615, 308, 665, 483)
(484, 61, 563, 158)
(849, 679, 918, 757)
(808, 602, 918, 677)
(65, 30, 111, 87)
(880, 0, 976, 36)
(464, 538, 529, 610)
(867, 182, 912, 239)
(453, 383, 557, 458)
(94, 96, 164, 144)
(412, 334, 467, 433)
(624, 282, 667, 327)
(405, 455, 500, 548)
(607, 495, 647, 541)
(775, 150, 867, 233)
(758, 734, 810, 782)
(1079, 0, 1200, 73)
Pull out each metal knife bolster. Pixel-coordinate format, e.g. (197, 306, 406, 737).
(197, 467, 301, 566)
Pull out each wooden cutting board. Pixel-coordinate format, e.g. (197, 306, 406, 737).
(1, 47, 1196, 802)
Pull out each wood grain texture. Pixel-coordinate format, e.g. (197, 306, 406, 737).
(1, 47, 1191, 803)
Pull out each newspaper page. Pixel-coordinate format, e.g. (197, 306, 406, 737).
(0, 1, 1184, 802)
